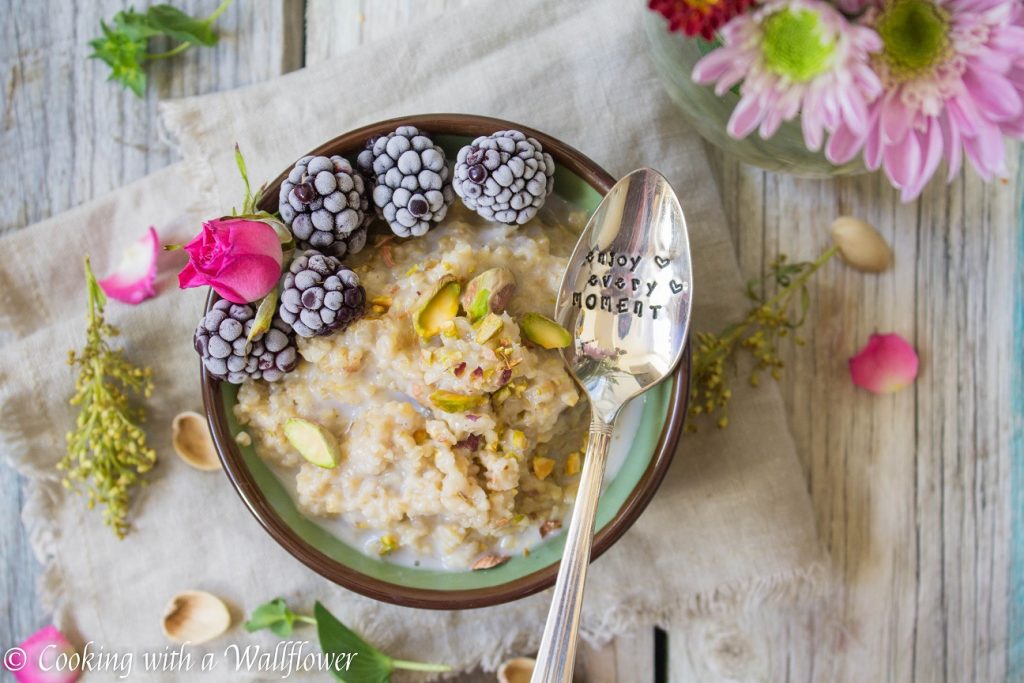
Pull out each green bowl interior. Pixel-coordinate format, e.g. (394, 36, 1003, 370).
(219, 135, 675, 590)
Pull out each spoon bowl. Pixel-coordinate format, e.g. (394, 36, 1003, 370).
(554, 168, 693, 423)
(533, 168, 693, 683)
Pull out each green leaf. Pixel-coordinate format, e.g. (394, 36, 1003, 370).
(244, 598, 297, 637)
(235, 144, 254, 211)
(246, 288, 280, 346)
(83, 256, 108, 311)
(315, 602, 392, 683)
(142, 4, 218, 45)
(88, 21, 148, 97)
(314, 602, 450, 681)
(111, 9, 164, 41)
(89, 1, 230, 97)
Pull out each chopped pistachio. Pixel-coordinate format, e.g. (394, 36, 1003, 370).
(461, 267, 517, 321)
(440, 319, 459, 338)
(369, 295, 392, 317)
(429, 390, 485, 413)
(413, 275, 461, 339)
(283, 418, 341, 469)
(492, 386, 512, 404)
(532, 457, 555, 480)
(379, 534, 398, 556)
(519, 313, 572, 349)
(474, 313, 504, 344)
(508, 429, 527, 451)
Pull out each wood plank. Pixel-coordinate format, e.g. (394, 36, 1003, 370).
(0, 0, 303, 236)
(0, 0, 303, 653)
(665, 147, 1017, 682)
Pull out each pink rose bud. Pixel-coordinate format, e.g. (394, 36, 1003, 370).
(6, 625, 79, 683)
(99, 226, 160, 305)
(849, 333, 919, 394)
(177, 218, 283, 304)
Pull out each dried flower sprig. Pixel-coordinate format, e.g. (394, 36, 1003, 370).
(60, 257, 156, 537)
(688, 245, 838, 429)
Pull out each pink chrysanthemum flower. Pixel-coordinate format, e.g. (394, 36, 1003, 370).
(828, 0, 1024, 201)
(693, 0, 883, 150)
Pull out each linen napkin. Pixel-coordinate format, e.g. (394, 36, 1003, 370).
(1, 0, 825, 678)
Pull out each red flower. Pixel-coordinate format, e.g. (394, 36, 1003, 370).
(649, 0, 754, 40)
(177, 218, 283, 304)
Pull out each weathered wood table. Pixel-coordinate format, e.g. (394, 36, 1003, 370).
(2, 1, 1019, 681)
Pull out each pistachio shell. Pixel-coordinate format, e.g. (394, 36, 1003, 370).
(497, 657, 535, 683)
(171, 411, 221, 471)
(161, 590, 231, 644)
(831, 216, 892, 273)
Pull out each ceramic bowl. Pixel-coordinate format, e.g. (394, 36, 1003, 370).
(202, 114, 690, 609)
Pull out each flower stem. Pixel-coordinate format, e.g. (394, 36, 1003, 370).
(391, 660, 453, 673)
(145, 42, 192, 60)
(205, 0, 234, 24)
(719, 245, 838, 344)
(295, 615, 317, 626)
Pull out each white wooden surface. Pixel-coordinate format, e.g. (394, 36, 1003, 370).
(2, 1, 1018, 681)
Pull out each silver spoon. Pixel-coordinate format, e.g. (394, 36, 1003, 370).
(531, 168, 693, 683)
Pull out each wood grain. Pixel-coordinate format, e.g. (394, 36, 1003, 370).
(2, 1, 1019, 681)
(0, 0, 302, 655)
(675, 148, 1019, 682)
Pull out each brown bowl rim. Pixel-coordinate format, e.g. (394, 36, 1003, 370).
(202, 113, 690, 609)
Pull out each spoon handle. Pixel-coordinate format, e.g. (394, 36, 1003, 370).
(531, 416, 614, 683)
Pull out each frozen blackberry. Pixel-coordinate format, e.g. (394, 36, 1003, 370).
(279, 250, 366, 338)
(356, 126, 454, 237)
(279, 155, 369, 258)
(453, 130, 555, 225)
(194, 300, 298, 384)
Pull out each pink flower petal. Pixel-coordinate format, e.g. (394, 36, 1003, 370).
(964, 118, 1006, 180)
(938, 113, 964, 182)
(899, 122, 944, 201)
(727, 94, 765, 139)
(963, 65, 1021, 121)
(864, 107, 885, 170)
(692, 48, 736, 84)
(882, 127, 922, 190)
(98, 226, 159, 305)
(849, 333, 920, 395)
(880, 91, 913, 146)
(825, 121, 866, 164)
(8, 625, 79, 683)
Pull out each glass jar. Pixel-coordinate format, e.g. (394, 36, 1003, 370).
(643, 10, 864, 179)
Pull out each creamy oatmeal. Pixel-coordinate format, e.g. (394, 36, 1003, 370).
(234, 205, 592, 569)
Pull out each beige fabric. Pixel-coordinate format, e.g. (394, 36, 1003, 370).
(0, 0, 824, 678)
